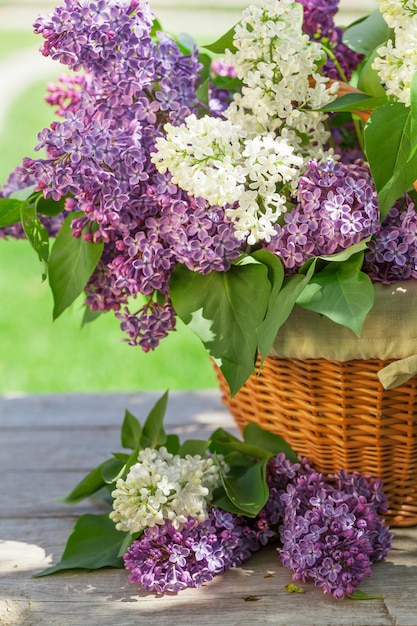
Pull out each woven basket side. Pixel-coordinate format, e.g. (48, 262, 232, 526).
(216, 356, 417, 527)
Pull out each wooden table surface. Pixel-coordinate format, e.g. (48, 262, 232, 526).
(1, 390, 417, 626)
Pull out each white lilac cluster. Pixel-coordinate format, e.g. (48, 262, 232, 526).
(153, 0, 337, 246)
(373, 0, 417, 106)
(110, 447, 222, 533)
(224, 0, 338, 157)
(152, 115, 303, 244)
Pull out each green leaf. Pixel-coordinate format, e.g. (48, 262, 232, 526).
(295, 253, 374, 336)
(203, 23, 238, 54)
(106, 394, 174, 482)
(101, 457, 126, 484)
(0, 197, 26, 227)
(140, 390, 169, 448)
(242, 423, 298, 462)
(357, 48, 387, 97)
(165, 434, 180, 454)
(347, 589, 385, 601)
(211, 75, 242, 93)
(35, 193, 68, 217)
(343, 9, 393, 56)
(117, 532, 135, 558)
(150, 16, 162, 38)
(252, 250, 285, 315)
(9, 185, 37, 201)
(89, 485, 113, 505)
(20, 202, 50, 281)
(81, 305, 102, 326)
(211, 485, 254, 515)
(209, 428, 242, 457)
(33, 514, 125, 576)
(170, 260, 271, 395)
(218, 458, 269, 517)
(408, 71, 417, 159)
(48, 213, 104, 319)
(212, 436, 273, 461)
(178, 439, 210, 457)
(59, 459, 113, 505)
(364, 102, 417, 218)
(121, 409, 142, 450)
(316, 240, 370, 263)
(116, 445, 141, 483)
(320, 93, 392, 114)
(0, 190, 66, 228)
(256, 261, 316, 362)
(196, 77, 210, 106)
(211, 427, 278, 463)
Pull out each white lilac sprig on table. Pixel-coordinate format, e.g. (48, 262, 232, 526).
(34, 393, 392, 599)
(2, 0, 417, 394)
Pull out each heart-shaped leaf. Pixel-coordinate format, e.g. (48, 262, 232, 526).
(20, 201, 50, 281)
(216, 459, 270, 517)
(34, 514, 126, 577)
(0, 198, 25, 227)
(48, 213, 104, 319)
(121, 409, 142, 450)
(295, 253, 374, 336)
(170, 259, 271, 395)
(59, 459, 114, 505)
(343, 9, 393, 56)
(257, 261, 316, 362)
(365, 102, 417, 217)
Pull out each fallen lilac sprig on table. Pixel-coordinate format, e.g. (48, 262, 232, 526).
(35, 393, 392, 599)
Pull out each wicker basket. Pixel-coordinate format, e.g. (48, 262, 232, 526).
(216, 356, 417, 527)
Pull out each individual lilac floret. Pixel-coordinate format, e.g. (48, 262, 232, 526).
(124, 508, 262, 594)
(278, 471, 392, 598)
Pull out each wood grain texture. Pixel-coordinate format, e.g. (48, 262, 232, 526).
(1, 391, 417, 626)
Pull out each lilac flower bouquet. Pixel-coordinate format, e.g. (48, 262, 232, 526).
(1, 0, 417, 395)
(34, 393, 392, 599)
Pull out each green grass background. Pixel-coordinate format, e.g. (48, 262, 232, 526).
(0, 33, 217, 394)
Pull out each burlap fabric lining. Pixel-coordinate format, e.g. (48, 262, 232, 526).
(270, 280, 417, 389)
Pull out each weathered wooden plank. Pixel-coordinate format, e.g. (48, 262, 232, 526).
(1, 517, 416, 626)
(1, 471, 109, 518)
(0, 537, 395, 626)
(1, 419, 234, 470)
(0, 390, 232, 430)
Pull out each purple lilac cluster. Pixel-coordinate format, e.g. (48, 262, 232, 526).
(266, 158, 417, 284)
(364, 196, 417, 283)
(44, 74, 85, 117)
(123, 453, 391, 597)
(296, 0, 363, 81)
(279, 470, 392, 598)
(3, 0, 242, 350)
(124, 508, 264, 593)
(267, 159, 380, 270)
